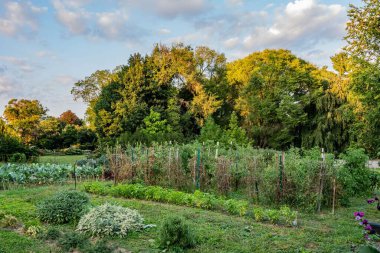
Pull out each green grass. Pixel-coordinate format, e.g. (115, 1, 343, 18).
(0, 184, 377, 253)
(38, 155, 86, 164)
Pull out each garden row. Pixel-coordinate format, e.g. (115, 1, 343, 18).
(0, 190, 196, 252)
(0, 163, 102, 188)
(100, 143, 379, 211)
(83, 182, 297, 225)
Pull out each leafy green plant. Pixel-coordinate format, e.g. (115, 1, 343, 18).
(159, 216, 196, 252)
(9, 153, 27, 163)
(83, 182, 296, 225)
(266, 209, 280, 224)
(37, 190, 90, 224)
(58, 232, 90, 252)
(85, 239, 114, 253)
(253, 207, 266, 222)
(24, 225, 43, 238)
(279, 205, 297, 224)
(44, 227, 61, 240)
(0, 214, 19, 228)
(76, 203, 144, 237)
(0, 163, 102, 186)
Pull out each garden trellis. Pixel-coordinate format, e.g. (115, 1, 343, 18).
(105, 142, 342, 210)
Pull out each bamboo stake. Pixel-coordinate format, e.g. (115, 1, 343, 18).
(332, 178, 336, 214)
(317, 148, 325, 213)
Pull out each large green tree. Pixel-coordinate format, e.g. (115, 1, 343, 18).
(344, 0, 380, 156)
(3, 99, 47, 144)
(345, 0, 380, 63)
(228, 49, 318, 149)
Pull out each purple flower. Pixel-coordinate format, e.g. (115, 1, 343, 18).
(354, 211, 365, 218)
(367, 199, 375, 204)
(356, 216, 362, 220)
(365, 224, 372, 231)
(362, 219, 368, 225)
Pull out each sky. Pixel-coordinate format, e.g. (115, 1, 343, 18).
(0, 0, 362, 118)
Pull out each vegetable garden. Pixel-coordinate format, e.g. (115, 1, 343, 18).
(103, 143, 378, 211)
(0, 163, 102, 189)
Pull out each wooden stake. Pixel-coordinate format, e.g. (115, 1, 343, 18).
(332, 178, 336, 214)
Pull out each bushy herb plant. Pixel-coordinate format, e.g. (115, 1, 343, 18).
(159, 216, 196, 252)
(37, 190, 89, 224)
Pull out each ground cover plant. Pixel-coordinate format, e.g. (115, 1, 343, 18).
(1, 183, 377, 252)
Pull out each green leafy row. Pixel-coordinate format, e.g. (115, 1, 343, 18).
(83, 182, 297, 225)
(0, 163, 102, 185)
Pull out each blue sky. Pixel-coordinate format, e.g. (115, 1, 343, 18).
(0, 0, 362, 118)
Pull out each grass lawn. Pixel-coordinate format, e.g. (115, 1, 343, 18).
(1, 183, 378, 253)
(38, 155, 86, 164)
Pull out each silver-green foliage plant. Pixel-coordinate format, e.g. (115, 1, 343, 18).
(76, 203, 144, 237)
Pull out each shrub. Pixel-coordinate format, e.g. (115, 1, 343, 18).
(45, 227, 61, 240)
(25, 225, 43, 238)
(338, 148, 374, 205)
(266, 209, 280, 224)
(9, 152, 27, 163)
(58, 232, 89, 252)
(0, 215, 19, 228)
(0, 211, 5, 220)
(63, 147, 84, 155)
(159, 216, 196, 252)
(253, 207, 266, 222)
(76, 203, 144, 237)
(37, 190, 89, 224)
(86, 240, 114, 253)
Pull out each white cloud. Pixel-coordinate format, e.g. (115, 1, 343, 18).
(158, 28, 171, 35)
(226, 0, 244, 5)
(0, 1, 47, 39)
(0, 56, 35, 73)
(242, 0, 346, 50)
(127, 0, 208, 19)
(54, 75, 77, 86)
(0, 75, 14, 93)
(224, 37, 240, 49)
(35, 50, 57, 60)
(51, 0, 143, 41)
(95, 10, 129, 39)
(52, 0, 90, 35)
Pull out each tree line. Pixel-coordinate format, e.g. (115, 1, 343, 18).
(1, 0, 379, 157)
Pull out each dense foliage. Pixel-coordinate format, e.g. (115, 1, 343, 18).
(0, 101, 97, 161)
(37, 191, 90, 224)
(83, 182, 297, 224)
(0, 163, 102, 187)
(159, 216, 196, 252)
(99, 143, 377, 210)
(76, 203, 144, 237)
